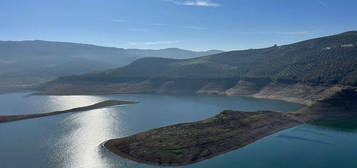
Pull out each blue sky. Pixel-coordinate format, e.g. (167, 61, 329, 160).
(1, 0, 357, 51)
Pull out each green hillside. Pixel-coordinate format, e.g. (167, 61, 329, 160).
(53, 31, 357, 86)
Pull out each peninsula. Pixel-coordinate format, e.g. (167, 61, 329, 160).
(104, 88, 357, 166)
(0, 100, 137, 123)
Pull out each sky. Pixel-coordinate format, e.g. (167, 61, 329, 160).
(1, 0, 357, 51)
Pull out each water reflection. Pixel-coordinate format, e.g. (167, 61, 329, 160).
(276, 134, 332, 145)
(47, 95, 104, 111)
(3, 93, 356, 168)
(45, 95, 126, 168)
(309, 120, 357, 132)
(293, 128, 331, 137)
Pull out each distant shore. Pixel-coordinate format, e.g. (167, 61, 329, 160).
(34, 82, 347, 106)
(0, 100, 137, 123)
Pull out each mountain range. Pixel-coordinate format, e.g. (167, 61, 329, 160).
(0, 40, 222, 92)
(39, 31, 357, 105)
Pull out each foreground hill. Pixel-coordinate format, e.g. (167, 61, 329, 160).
(39, 31, 357, 104)
(0, 40, 221, 92)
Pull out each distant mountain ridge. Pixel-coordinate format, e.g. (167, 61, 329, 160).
(0, 40, 222, 63)
(49, 31, 357, 84)
(39, 31, 357, 104)
(0, 40, 222, 92)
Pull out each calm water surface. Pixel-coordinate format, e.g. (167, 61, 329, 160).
(0, 93, 356, 168)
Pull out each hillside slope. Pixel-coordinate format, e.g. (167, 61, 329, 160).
(0, 40, 221, 92)
(39, 31, 357, 104)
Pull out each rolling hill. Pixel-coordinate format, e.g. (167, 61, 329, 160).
(39, 31, 357, 104)
(0, 40, 222, 92)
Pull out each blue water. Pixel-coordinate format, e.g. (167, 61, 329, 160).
(0, 93, 356, 168)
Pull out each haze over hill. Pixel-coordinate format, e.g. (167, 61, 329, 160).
(0, 40, 222, 92)
(40, 31, 357, 104)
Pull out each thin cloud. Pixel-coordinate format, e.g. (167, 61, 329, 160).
(151, 23, 206, 30)
(182, 26, 207, 30)
(150, 23, 207, 31)
(127, 28, 149, 32)
(239, 31, 314, 35)
(166, 0, 220, 7)
(316, 0, 327, 7)
(0, 59, 16, 64)
(128, 40, 182, 46)
(110, 19, 127, 23)
(152, 23, 167, 26)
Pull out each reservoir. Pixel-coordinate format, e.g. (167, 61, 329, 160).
(0, 93, 356, 168)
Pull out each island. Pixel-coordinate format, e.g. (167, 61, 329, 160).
(104, 87, 357, 166)
(0, 100, 137, 123)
